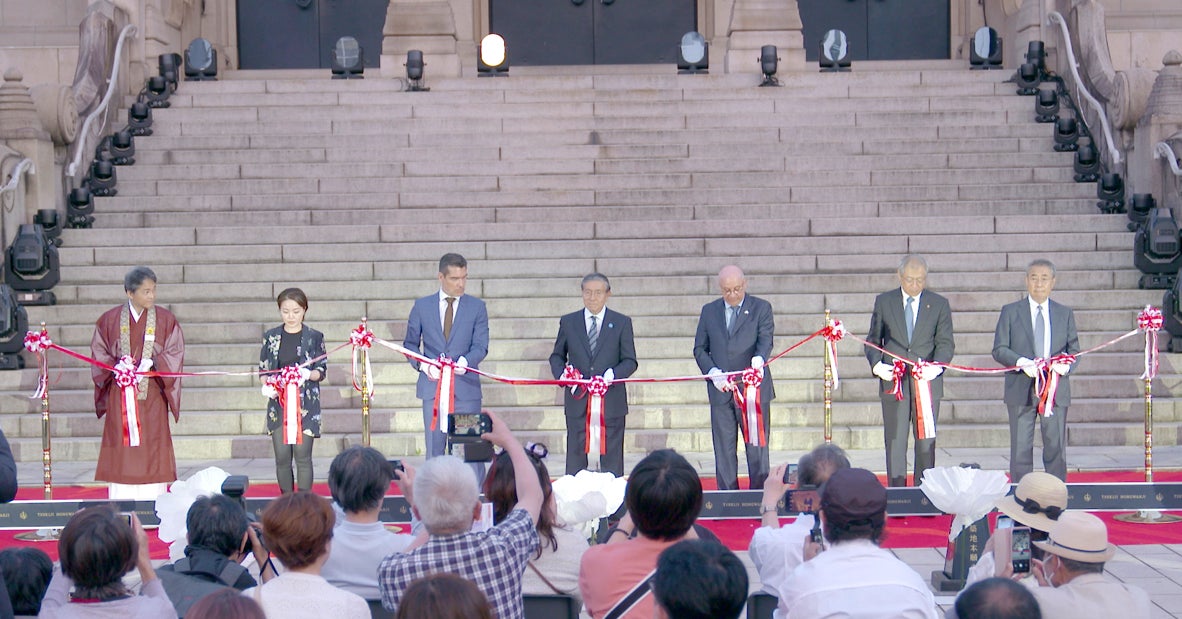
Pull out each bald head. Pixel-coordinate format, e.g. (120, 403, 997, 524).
(718, 266, 747, 306)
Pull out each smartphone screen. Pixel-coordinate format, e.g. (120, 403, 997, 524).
(784, 463, 798, 485)
(996, 515, 1013, 530)
(1011, 527, 1032, 574)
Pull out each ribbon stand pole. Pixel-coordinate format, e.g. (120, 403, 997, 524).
(360, 317, 372, 448)
(40, 321, 52, 499)
(822, 310, 833, 444)
(1145, 375, 1153, 483)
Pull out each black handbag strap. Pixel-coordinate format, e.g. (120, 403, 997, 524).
(603, 569, 656, 619)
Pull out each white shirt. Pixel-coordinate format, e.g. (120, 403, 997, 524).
(1028, 296, 1051, 358)
(901, 289, 922, 320)
(779, 539, 939, 619)
(243, 572, 371, 619)
(749, 516, 817, 619)
(438, 289, 462, 331)
(128, 300, 143, 322)
(584, 307, 606, 333)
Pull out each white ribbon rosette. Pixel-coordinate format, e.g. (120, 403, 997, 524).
(919, 467, 1010, 542)
(551, 470, 628, 541)
(154, 466, 233, 561)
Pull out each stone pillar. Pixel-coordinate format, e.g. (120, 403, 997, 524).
(1132, 51, 1182, 209)
(0, 69, 56, 246)
(381, 1, 463, 79)
(724, 0, 804, 74)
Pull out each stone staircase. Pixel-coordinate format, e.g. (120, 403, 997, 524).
(0, 63, 1173, 471)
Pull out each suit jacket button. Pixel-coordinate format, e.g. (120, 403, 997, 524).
(590, 366, 597, 372)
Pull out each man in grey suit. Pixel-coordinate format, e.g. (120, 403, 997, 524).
(993, 259, 1078, 482)
(549, 273, 638, 476)
(866, 255, 955, 487)
(404, 253, 490, 459)
(694, 265, 775, 490)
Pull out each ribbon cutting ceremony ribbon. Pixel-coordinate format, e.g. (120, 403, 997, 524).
(350, 323, 375, 397)
(821, 320, 846, 388)
(113, 356, 141, 447)
(888, 359, 907, 400)
(270, 366, 306, 445)
(911, 361, 937, 440)
(23, 329, 52, 399)
(585, 376, 609, 455)
(431, 356, 457, 431)
(734, 366, 766, 447)
(1138, 305, 1163, 380)
(1035, 354, 1077, 416)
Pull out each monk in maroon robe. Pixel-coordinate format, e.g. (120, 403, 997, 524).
(90, 267, 184, 487)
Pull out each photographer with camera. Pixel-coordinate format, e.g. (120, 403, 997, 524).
(378, 410, 541, 619)
(748, 443, 850, 617)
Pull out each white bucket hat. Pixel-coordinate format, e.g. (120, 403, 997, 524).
(1033, 511, 1117, 563)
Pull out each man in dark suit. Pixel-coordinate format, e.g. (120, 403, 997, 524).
(404, 253, 490, 459)
(993, 259, 1078, 482)
(865, 254, 955, 487)
(549, 273, 638, 476)
(693, 265, 775, 490)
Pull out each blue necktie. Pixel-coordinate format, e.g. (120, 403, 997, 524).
(727, 305, 739, 335)
(905, 296, 916, 341)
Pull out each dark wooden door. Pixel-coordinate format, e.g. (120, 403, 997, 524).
(799, 0, 948, 62)
(238, 0, 388, 69)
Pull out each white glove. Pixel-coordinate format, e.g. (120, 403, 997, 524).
(918, 365, 943, 381)
(872, 362, 895, 382)
(261, 384, 278, 399)
(455, 356, 469, 375)
(421, 363, 441, 381)
(751, 356, 764, 370)
(602, 368, 615, 385)
(298, 367, 312, 383)
(1051, 361, 1071, 376)
(708, 367, 729, 392)
(137, 359, 153, 373)
(1016, 357, 1038, 378)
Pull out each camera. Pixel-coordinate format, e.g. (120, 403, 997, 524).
(221, 475, 263, 554)
(447, 412, 494, 462)
(783, 463, 798, 485)
(388, 459, 405, 473)
(1010, 526, 1032, 574)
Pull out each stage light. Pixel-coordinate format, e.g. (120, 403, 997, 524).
(158, 53, 181, 91)
(1053, 117, 1079, 152)
(1164, 275, 1182, 352)
(331, 36, 365, 79)
(677, 32, 709, 74)
(1035, 89, 1059, 123)
(127, 102, 152, 136)
(4, 223, 60, 305)
(969, 27, 1002, 69)
(477, 34, 509, 76)
(1026, 40, 1046, 72)
(1015, 62, 1040, 95)
(1128, 193, 1157, 231)
(759, 45, 781, 87)
(1073, 142, 1100, 182)
(66, 187, 95, 229)
(88, 157, 117, 197)
(0, 285, 29, 370)
(1133, 207, 1181, 289)
(184, 38, 218, 81)
(405, 50, 428, 91)
(819, 29, 851, 72)
(1097, 173, 1125, 213)
(109, 130, 135, 166)
(141, 76, 171, 108)
(33, 209, 62, 248)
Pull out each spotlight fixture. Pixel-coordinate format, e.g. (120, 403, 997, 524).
(819, 29, 851, 72)
(1133, 207, 1181, 289)
(1035, 89, 1059, 123)
(141, 76, 171, 108)
(127, 102, 152, 136)
(1073, 142, 1100, 182)
(158, 53, 181, 91)
(33, 209, 62, 248)
(1164, 275, 1182, 351)
(405, 50, 428, 91)
(87, 157, 117, 197)
(1053, 117, 1079, 152)
(759, 45, 781, 87)
(0, 285, 28, 370)
(477, 34, 509, 76)
(4, 223, 60, 305)
(109, 130, 135, 166)
(1097, 173, 1126, 213)
(677, 32, 709, 74)
(1014, 62, 1040, 95)
(1128, 193, 1157, 231)
(331, 36, 365, 79)
(66, 187, 95, 229)
(969, 27, 1002, 69)
(184, 38, 218, 81)
(1026, 40, 1046, 72)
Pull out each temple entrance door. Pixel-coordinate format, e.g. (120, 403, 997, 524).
(798, 0, 949, 62)
(237, 0, 388, 69)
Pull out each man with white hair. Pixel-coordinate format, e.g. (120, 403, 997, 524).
(377, 410, 541, 619)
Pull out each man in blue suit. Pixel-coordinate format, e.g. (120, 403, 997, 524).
(404, 253, 490, 459)
(693, 265, 775, 490)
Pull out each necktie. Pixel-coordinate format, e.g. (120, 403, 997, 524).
(1035, 305, 1046, 358)
(905, 296, 915, 341)
(444, 297, 455, 340)
(588, 315, 599, 355)
(727, 305, 739, 335)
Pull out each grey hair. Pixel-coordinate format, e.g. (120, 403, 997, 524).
(1027, 259, 1056, 277)
(896, 254, 928, 275)
(413, 455, 479, 534)
(581, 272, 611, 291)
(123, 267, 157, 293)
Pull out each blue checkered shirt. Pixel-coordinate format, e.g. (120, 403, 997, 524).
(378, 508, 539, 619)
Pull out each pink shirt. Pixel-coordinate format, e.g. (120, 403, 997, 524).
(578, 536, 682, 619)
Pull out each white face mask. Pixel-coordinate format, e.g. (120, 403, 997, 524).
(1043, 556, 1058, 586)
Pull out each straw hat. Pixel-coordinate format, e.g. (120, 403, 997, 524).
(1033, 512, 1116, 563)
(995, 472, 1067, 532)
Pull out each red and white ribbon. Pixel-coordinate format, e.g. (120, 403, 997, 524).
(1138, 305, 1163, 380)
(560, 365, 584, 395)
(24, 329, 52, 399)
(271, 365, 306, 445)
(911, 361, 937, 440)
(113, 356, 141, 447)
(1036, 354, 1076, 416)
(585, 376, 609, 455)
(821, 320, 846, 388)
(734, 366, 766, 447)
(887, 359, 907, 400)
(350, 323, 375, 397)
(430, 356, 456, 431)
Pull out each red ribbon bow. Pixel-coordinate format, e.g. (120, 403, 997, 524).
(113, 356, 138, 388)
(23, 330, 52, 353)
(587, 375, 610, 396)
(888, 359, 907, 401)
(114, 356, 141, 446)
(272, 366, 306, 444)
(1139, 306, 1162, 380)
(349, 325, 374, 349)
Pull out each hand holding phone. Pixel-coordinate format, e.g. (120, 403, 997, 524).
(1010, 526, 1032, 574)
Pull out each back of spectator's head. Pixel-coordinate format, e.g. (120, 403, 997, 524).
(186, 493, 249, 557)
(820, 467, 887, 544)
(185, 586, 267, 619)
(328, 446, 394, 515)
(58, 505, 137, 598)
(0, 547, 52, 615)
(483, 443, 557, 554)
(414, 455, 480, 534)
(798, 443, 851, 487)
(652, 540, 747, 619)
(625, 449, 703, 541)
(261, 491, 334, 570)
(395, 573, 493, 619)
(954, 577, 1041, 619)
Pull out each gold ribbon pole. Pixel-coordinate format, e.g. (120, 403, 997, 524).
(360, 317, 371, 448)
(822, 310, 833, 444)
(40, 321, 52, 499)
(1145, 375, 1153, 483)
